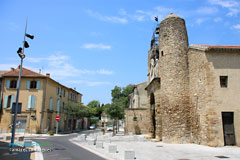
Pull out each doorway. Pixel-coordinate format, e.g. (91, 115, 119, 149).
(222, 112, 236, 146)
(150, 93, 156, 137)
(16, 116, 27, 133)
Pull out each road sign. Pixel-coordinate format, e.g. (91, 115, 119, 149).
(55, 116, 60, 121)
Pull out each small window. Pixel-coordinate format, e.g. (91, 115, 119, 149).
(161, 51, 164, 56)
(220, 76, 228, 88)
(7, 95, 12, 108)
(10, 80, 17, 88)
(63, 90, 65, 97)
(30, 81, 37, 89)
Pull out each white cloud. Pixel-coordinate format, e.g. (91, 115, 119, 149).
(86, 9, 128, 24)
(26, 53, 114, 77)
(196, 18, 208, 25)
(233, 24, 240, 30)
(68, 80, 111, 87)
(81, 43, 112, 50)
(196, 7, 218, 15)
(214, 17, 222, 22)
(208, 0, 240, 16)
(0, 64, 17, 70)
(8, 22, 19, 31)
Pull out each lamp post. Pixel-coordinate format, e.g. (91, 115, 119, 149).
(10, 19, 34, 152)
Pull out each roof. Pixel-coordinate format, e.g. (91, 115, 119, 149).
(2, 66, 46, 78)
(192, 44, 240, 49)
(2, 66, 83, 95)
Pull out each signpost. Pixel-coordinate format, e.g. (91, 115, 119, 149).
(55, 116, 60, 134)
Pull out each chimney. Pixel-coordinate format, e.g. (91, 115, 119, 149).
(11, 68, 15, 71)
(46, 73, 50, 77)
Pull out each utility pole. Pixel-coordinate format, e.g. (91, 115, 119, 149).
(10, 19, 34, 152)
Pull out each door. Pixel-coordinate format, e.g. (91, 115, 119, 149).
(72, 120, 76, 130)
(16, 116, 27, 133)
(222, 112, 236, 146)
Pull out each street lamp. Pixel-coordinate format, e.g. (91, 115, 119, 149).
(10, 19, 34, 152)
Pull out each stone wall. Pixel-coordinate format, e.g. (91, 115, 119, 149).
(124, 108, 150, 135)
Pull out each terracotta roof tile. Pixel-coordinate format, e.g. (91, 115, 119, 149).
(192, 44, 240, 49)
(2, 66, 46, 77)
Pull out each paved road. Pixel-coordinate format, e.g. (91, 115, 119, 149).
(28, 131, 106, 160)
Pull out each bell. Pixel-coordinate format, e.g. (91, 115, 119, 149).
(24, 41, 29, 48)
(25, 33, 34, 40)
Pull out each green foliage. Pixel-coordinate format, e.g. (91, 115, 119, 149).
(104, 84, 134, 121)
(111, 86, 122, 102)
(66, 102, 94, 118)
(87, 100, 100, 108)
(87, 100, 103, 119)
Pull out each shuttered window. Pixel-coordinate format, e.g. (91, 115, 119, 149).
(28, 95, 36, 109)
(3, 95, 15, 108)
(49, 98, 53, 110)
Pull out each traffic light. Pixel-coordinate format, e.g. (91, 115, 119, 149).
(25, 33, 34, 40)
(17, 47, 22, 54)
(24, 41, 29, 48)
(17, 47, 25, 59)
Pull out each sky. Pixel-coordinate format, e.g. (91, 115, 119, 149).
(0, 0, 240, 105)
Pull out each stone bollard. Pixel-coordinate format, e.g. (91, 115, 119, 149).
(97, 136, 104, 142)
(77, 135, 86, 141)
(124, 150, 135, 160)
(96, 142, 103, 149)
(138, 136, 145, 142)
(108, 145, 117, 153)
(87, 139, 96, 145)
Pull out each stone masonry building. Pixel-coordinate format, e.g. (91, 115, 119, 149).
(126, 13, 240, 147)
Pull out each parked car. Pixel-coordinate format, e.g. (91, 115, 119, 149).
(89, 124, 96, 130)
(106, 125, 113, 131)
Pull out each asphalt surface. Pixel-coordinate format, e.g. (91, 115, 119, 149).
(28, 130, 106, 160)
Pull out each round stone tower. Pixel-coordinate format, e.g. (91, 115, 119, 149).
(158, 13, 191, 143)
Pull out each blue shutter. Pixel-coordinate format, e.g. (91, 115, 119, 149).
(28, 95, 32, 109)
(37, 81, 40, 89)
(10, 95, 15, 108)
(49, 98, 53, 110)
(27, 81, 30, 89)
(6, 80, 10, 88)
(56, 99, 59, 112)
(56, 87, 58, 95)
(3, 95, 8, 108)
(31, 95, 36, 108)
(59, 88, 61, 96)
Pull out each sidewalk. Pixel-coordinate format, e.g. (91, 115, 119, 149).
(71, 133, 240, 160)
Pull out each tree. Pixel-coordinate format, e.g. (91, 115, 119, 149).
(87, 100, 103, 119)
(104, 84, 134, 133)
(111, 86, 122, 102)
(66, 102, 94, 119)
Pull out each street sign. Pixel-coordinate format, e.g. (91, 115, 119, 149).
(55, 116, 60, 121)
(11, 103, 22, 114)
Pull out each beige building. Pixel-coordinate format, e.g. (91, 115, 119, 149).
(125, 13, 240, 147)
(0, 66, 82, 133)
(128, 82, 148, 109)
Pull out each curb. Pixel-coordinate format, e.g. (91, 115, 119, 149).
(32, 141, 44, 160)
(69, 139, 112, 160)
